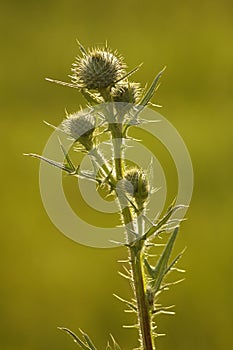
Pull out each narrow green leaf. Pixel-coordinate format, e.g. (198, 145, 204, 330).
(143, 204, 185, 240)
(144, 258, 155, 279)
(152, 227, 179, 293)
(139, 67, 166, 107)
(164, 247, 186, 275)
(79, 329, 98, 350)
(58, 327, 91, 350)
(24, 153, 73, 173)
(58, 139, 76, 172)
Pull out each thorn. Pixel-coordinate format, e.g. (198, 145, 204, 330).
(122, 324, 139, 329)
(122, 265, 131, 275)
(124, 309, 134, 313)
(76, 39, 87, 55)
(118, 271, 132, 280)
(113, 294, 137, 311)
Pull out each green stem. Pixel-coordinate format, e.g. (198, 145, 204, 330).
(130, 242, 155, 350)
(110, 124, 155, 350)
(121, 205, 154, 349)
(113, 137, 123, 179)
(109, 123, 124, 180)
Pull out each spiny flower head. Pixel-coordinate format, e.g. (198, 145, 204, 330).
(71, 46, 126, 90)
(123, 167, 149, 207)
(61, 110, 96, 149)
(111, 81, 141, 104)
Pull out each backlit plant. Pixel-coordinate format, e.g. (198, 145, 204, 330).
(27, 42, 187, 350)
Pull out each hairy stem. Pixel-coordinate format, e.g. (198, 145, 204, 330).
(110, 124, 155, 350)
(130, 242, 154, 350)
(109, 123, 124, 180)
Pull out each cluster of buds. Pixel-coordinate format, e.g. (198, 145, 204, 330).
(53, 43, 145, 154)
(71, 44, 142, 105)
(58, 44, 151, 209)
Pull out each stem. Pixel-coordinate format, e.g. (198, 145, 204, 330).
(130, 242, 155, 350)
(110, 124, 155, 350)
(121, 206, 155, 350)
(109, 123, 124, 180)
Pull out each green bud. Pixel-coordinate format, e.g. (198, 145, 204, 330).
(124, 167, 149, 207)
(111, 81, 141, 104)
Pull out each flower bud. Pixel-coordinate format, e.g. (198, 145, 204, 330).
(61, 111, 95, 149)
(111, 81, 141, 104)
(71, 47, 126, 90)
(123, 167, 149, 207)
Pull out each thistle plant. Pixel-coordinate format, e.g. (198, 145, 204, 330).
(27, 42, 188, 350)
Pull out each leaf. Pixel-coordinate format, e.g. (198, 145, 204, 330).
(144, 258, 155, 279)
(164, 247, 186, 275)
(139, 66, 166, 107)
(58, 327, 92, 350)
(151, 227, 179, 293)
(143, 203, 186, 240)
(79, 329, 98, 350)
(24, 153, 74, 173)
(58, 139, 76, 172)
(26, 153, 104, 185)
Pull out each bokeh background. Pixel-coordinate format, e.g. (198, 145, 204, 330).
(1, 0, 233, 349)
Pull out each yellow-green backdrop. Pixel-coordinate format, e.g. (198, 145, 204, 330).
(1, 0, 232, 349)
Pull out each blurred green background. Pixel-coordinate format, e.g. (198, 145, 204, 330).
(1, 0, 233, 349)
